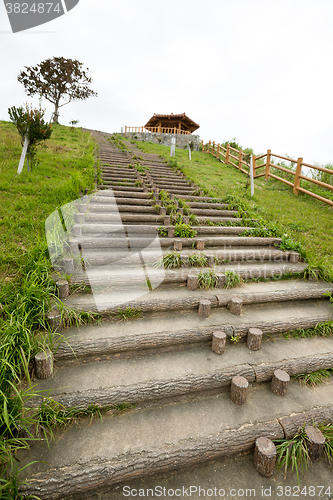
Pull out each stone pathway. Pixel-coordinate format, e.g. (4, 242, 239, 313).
(18, 131, 333, 499)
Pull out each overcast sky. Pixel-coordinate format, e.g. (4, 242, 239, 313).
(1, 0, 333, 165)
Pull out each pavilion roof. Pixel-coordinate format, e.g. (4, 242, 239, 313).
(144, 113, 199, 133)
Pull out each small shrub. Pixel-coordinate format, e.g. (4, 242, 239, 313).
(174, 223, 197, 238)
(153, 252, 182, 269)
(158, 226, 168, 237)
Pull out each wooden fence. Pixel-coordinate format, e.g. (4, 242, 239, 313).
(125, 126, 191, 135)
(202, 140, 333, 207)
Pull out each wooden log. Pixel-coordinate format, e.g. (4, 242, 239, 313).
(289, 252, 300, 263)
(48, 309, 62, 331)
(228, 297, 243, 315)
(159, 207, 166, 215)
(211, 331, 226, 355)
(177, 208, 184, 215)
(206, 254, 214, 267)
(72, 225, 81, 236)
(230, 375, 248, 405)
(253, 437, 276, 477)
(247, 328, 263, 351)
(198, 299, 211, 317)
(183, 216, 190, 224)
(163, 216, 171, 226)
(279, 406, 333, 439)
(64, 257, 75, 274)
(35, 350, 53, 379)
(216, 273, 226, 288)
(271, 369, 290, 396)
(168, 227, 175, 238)
(305, 425, 325, 461)
(181, 255, 189, 268)
(187, 275, 198, 290)
(196, 239, 205, 251)
(56, 280, 69, 299)
(143, 187, 148, 193)
(174, 240, 182, 251)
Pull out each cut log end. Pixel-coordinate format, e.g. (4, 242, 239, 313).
(174, 240, 182, 251)
(247, 328, 263, 351)
(196, 239, 205, 251)
(254, 437, 277, 477)
(305, 425, 325, 461)
(35, 350, 53, 379)
(228, 297, 243, 315)
(198, 298, 211, 318)
(230, 375, 248, 405)
(56, 279, 69, 299)
(187, 275, 198, 291)
(271, 369, 290, 396)
(211, 330, 227, 355)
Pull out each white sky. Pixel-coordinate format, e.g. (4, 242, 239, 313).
(1, 0, 333, 165)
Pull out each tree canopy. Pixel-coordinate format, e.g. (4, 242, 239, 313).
(17, 57, 98, 123)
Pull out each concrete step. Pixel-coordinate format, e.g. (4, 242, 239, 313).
(19, 376, 333, 499)
(61, 279, 333, 315)
(95, 190, 150, 199)
(89, 197, 153, 206)
(85, 204, 157, 214)
(33, 335, 333, 408)
(55, 297, 332, 362)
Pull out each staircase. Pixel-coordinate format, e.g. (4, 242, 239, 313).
(19, 132, 333, 499)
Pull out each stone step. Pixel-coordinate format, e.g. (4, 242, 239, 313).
(61, 279, 333, 315)
(55, 297, 331, 362)
(19, 376, 333, 499)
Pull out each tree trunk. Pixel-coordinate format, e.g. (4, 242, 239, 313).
(53, 101, 60, 123)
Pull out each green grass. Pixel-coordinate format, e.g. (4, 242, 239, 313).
(126, 140, 333, 279)
(0, 121, 97, 495)
(0, 121, 97, 279)
(294, 369, 332, 387)
(115, 307, 142, 321)
(198, 269, 218, 289)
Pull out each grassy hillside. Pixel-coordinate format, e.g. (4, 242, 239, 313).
(128, 139, 333, 279)
(0, 121, 97, 280)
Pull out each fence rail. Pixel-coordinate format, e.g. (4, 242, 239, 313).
(125, 126, 191, 135)
(201, 140, 333, 207)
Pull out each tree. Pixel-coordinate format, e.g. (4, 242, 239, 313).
(8, 104, 52, 172)
(17, 57, 98, 123)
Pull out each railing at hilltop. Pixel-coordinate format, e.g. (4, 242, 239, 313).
(125, 126, 191, 135)
(201, 140, 333, 207)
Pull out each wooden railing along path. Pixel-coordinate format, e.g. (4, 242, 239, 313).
(125, 126, 191, 135)
(202, 140, 333, 207)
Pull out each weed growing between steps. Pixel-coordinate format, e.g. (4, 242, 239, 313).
(198, 270, 218, 289)
(283, 321, 333, 339)
(294, 369, 333, 387)
(274, 423, 333, 485)
(115, 307, 142, 321)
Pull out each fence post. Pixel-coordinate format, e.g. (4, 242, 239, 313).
(226, 144, 230, 164)
(217, 143, 220, 158)
(212, 141, 215, 155)
(252, 156, 257, 178)
(238, 149, 243, 170)
(125, 126, 127, 133)
(265, 150, 271, 180)
(208, 140, 211, 154)
(293, 157, 303, 195)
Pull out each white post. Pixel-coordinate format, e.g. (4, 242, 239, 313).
(250, 155, 254, 196)
(17, 135, 29, 174)
(170, 137, 176, 157)
(188, 145, 192, 161)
